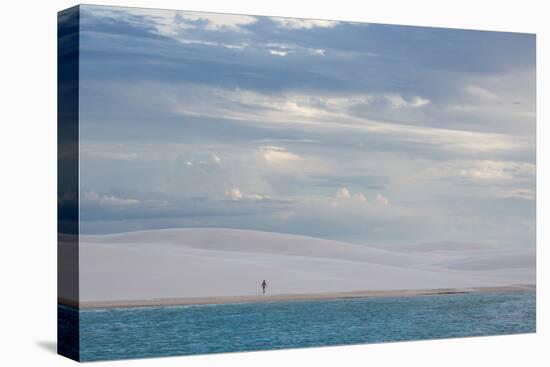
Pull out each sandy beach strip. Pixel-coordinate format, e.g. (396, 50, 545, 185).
(60, 284, 535, 309)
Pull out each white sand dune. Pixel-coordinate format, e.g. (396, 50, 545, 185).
(70, 228, 535, 303)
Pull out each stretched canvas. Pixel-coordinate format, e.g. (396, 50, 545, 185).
(58, 4, 536, 362)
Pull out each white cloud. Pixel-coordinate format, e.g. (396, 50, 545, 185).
(364, 121, 525, 153)
(311, 48, 326, 56)
(193, 86, 430, 122)
(385, 94, 431, 108)
(375, 193, 389, 205)
(271, 17, 339, 29)
(409, 96, 431, 107)
(261, 146, 301, 165)
(335, 188, 368, 203)
(153, 82, 433, 124)
(175, 38, 248, 50)
(225, 188, 267, 201)
(267, 43, 298, 57)
(83, 7, 257, 49)
(223, 43, 248, 50)
(83, 191, 140, 207)
(335, 187, 352, 199)
(463, 85, 498, 101)
(459, 165, 510, 180)
(333, 190, 383, 205)
(117, 81, 526, 155)
(354, 192, 368, 202)
(179, 12, 257, 32)
(265, 43, 326, 57)
(494, 188, 535, 200)
(426, 160, 535, 182)
(225, 188, 243, 200)
(269, 49, 290, 57)
(211, 153, 221, 164)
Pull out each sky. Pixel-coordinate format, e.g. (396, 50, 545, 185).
(77, 5, 536, 247)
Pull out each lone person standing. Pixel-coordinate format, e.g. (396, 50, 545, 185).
(261, 279, 267, 294)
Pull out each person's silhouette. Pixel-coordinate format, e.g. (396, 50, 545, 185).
(261, 279, 267, 294)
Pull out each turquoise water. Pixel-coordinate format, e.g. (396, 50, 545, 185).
(59, 291, 535, 361)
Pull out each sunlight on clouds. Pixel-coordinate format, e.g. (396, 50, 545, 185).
(78, 7, 535, 246)
(91, 78, 527, 157)
(494, 188, 535, 200)
(335, 188, 368, 203)
(269, 49, 291, 56)
(174, 38, 249, 50)
(271, 17, 339, 29)
(261, 146, 302, 165)
(458, 160, 534, 181)
(419, 160, 535, 201)
(311, 48, 326, 56)
(170, 84, 432, 124)
(354, 192, 368, 202)
(180, 12, 257, 31)
(82, 7, 257, 47)
(409, 96, 431, 107)
(364, 121, 527, 153)
(211, 153, 222, 164)
(375, 193, 389, 206)
(225, 188, 243, 200)
(424, 160, 535, 182)
(225, 187, 266, 201)
(335, 187, 352, 199)
(116, 80, 525, 155)
(265, 43, 326, 57)
(463, 85, 498, 101)
(385, 94, 431, 108)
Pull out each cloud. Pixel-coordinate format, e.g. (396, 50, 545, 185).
(271, 17, 339, 29)
(163, 83, 431, 122)
(269, 49, 291, 57)
(354, 192, 368, 202)
(425, 160, 535, 182)
(78, 7, 535, 246)
(335, 187, 352, 199)
(463, 85, 498, 101)
(225, 187, 267, 201)
(363, 120, 526, 153)
(179, 84, 518, 153)
(81, 6, 258, 48)
(83, 191, 140, 207)
(335, 187, 368, 203)
(82, 6, 345, 57)
(311, 48, 326, 56)
(173, 38, 249, 50)
(458, 161, 533, 181)
(375, 193, 389, 205)
(211, 152, 222, 164)
(266, 43, 297, 57)
(93, 80, 526, 156)
(494, 188, 535, 200)
(384, 94, 431, 108)
(225, 188, 243, 200)
(409, 96, 431, 107)
(261, 146, 302, 165)
(179, 11, 257, 32)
